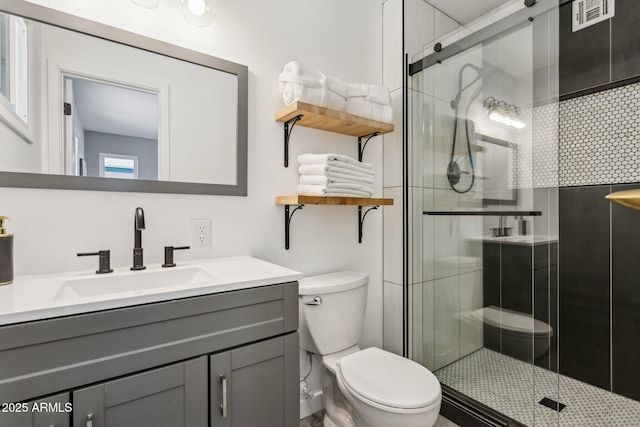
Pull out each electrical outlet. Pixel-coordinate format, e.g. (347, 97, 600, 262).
(191, 219, 211, 248)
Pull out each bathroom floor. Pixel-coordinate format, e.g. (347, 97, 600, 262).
(299, 410, 460, 426)
(435, 348, 640, 426)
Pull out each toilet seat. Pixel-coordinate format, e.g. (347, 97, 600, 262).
(473, 306, 553, 336)
(337, 347, 441, 411)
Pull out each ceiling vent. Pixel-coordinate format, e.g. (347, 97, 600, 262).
(572, 0, 615, 32)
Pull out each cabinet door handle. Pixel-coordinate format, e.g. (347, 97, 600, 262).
(220, 375, 228, 418)
(86, 413, 93, 427)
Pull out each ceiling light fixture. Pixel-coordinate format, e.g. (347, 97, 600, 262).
(130, 0, 217, 27)
(182, 0, 217, 27)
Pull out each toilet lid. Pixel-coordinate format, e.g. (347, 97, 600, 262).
(338, 347, 441, 410)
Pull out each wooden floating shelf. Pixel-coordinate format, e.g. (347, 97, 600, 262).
(275, 196, 394, 249)
(275, 195, 393, 206)
(274, 101, 394, 137)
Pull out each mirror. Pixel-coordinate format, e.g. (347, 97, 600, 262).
(0, 0, 247, 195)
(476, 133, 517, 205)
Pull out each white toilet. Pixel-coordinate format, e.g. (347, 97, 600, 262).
(299, 271, 441, 427)
(472, 305, 553, 362)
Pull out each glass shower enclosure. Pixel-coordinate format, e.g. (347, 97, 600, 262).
(409, 0, 560, 425)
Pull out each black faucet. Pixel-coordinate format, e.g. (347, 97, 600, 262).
(131, 207, 146, 270)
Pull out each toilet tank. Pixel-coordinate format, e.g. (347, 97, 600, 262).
(298, 271, 368, 355)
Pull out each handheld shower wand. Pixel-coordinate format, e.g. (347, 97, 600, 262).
(447, 63, 483, 194)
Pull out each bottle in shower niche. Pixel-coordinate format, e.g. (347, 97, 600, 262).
(0, 216, 13, 285)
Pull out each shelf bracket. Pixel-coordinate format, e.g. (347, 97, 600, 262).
(284, 204, 304, 250)
(283, 115, 303, 167)
(357, 132, 379, 162)
(358, 205, 379, 243)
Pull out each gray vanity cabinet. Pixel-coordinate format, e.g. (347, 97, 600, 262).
(72, 357, 207, 427)
(210, 333, 299, 427)
(0, 393, 71, 427)
(0, 281, 299, 427)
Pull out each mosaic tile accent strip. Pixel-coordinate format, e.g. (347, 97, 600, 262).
(435, 348, 640, 426)
(513, 102, 560, 190)
(533, 102, 560, 189)
(559, 82, 640, 187)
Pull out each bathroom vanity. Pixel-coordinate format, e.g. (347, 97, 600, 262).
(0, 256, 301, 427)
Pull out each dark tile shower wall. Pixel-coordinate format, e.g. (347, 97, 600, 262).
(555, 0, 640, 401)
(559, 184, 640, 401)
(560, 0, 640, 97)
(558, 186, 611, 390)
(611, 183, 640, 401)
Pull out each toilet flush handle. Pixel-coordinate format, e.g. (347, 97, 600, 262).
(304, 296, 323, 305)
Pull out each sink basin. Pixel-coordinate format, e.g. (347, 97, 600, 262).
(54, 267, 216, 300)
(1, 256, 303, 326)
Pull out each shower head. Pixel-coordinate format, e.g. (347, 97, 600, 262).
(450, 63, 483, 109)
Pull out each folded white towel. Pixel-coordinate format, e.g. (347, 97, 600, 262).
(297, 153, 373, 170)
(298, 163, 374, 178)
(297, 184, 372, 198)
(299, 173, 375, 186)
(297, 177, 374, 194)
(327, 182, 374, 193)
(279, 61, 347, 111)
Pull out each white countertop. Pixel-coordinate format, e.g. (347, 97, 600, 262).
(0, 256, 302, 326)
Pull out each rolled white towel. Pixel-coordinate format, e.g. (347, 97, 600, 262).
(298, 163, 374, 178)
(346, 83, 370, 98)
(323, 77, 348, 111)
(278, 61, 347, 110)
(299, 173, 374, 185)
(345, 97, 393, 123)
(297, 184, 372, 198)
(327, 77, 348, 99)
(346, 83, 391, 105)
(279, 61, 324, 106)
(366, 85, 391, 105)
(297, 153, 373, 170)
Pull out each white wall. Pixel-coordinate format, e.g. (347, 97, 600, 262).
(3, 0, 384, 418)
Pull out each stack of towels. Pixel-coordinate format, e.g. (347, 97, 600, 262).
(279, 61, 392, 123)
(297, 153, 374, 198)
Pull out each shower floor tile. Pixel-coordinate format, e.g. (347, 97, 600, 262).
(434, 348, 640, 426)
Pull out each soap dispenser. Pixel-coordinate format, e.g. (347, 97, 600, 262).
(0, 216, 13, 285)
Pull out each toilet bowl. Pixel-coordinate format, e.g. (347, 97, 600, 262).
(473, 305, 553, 362)
(299, 271, 441, 427)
